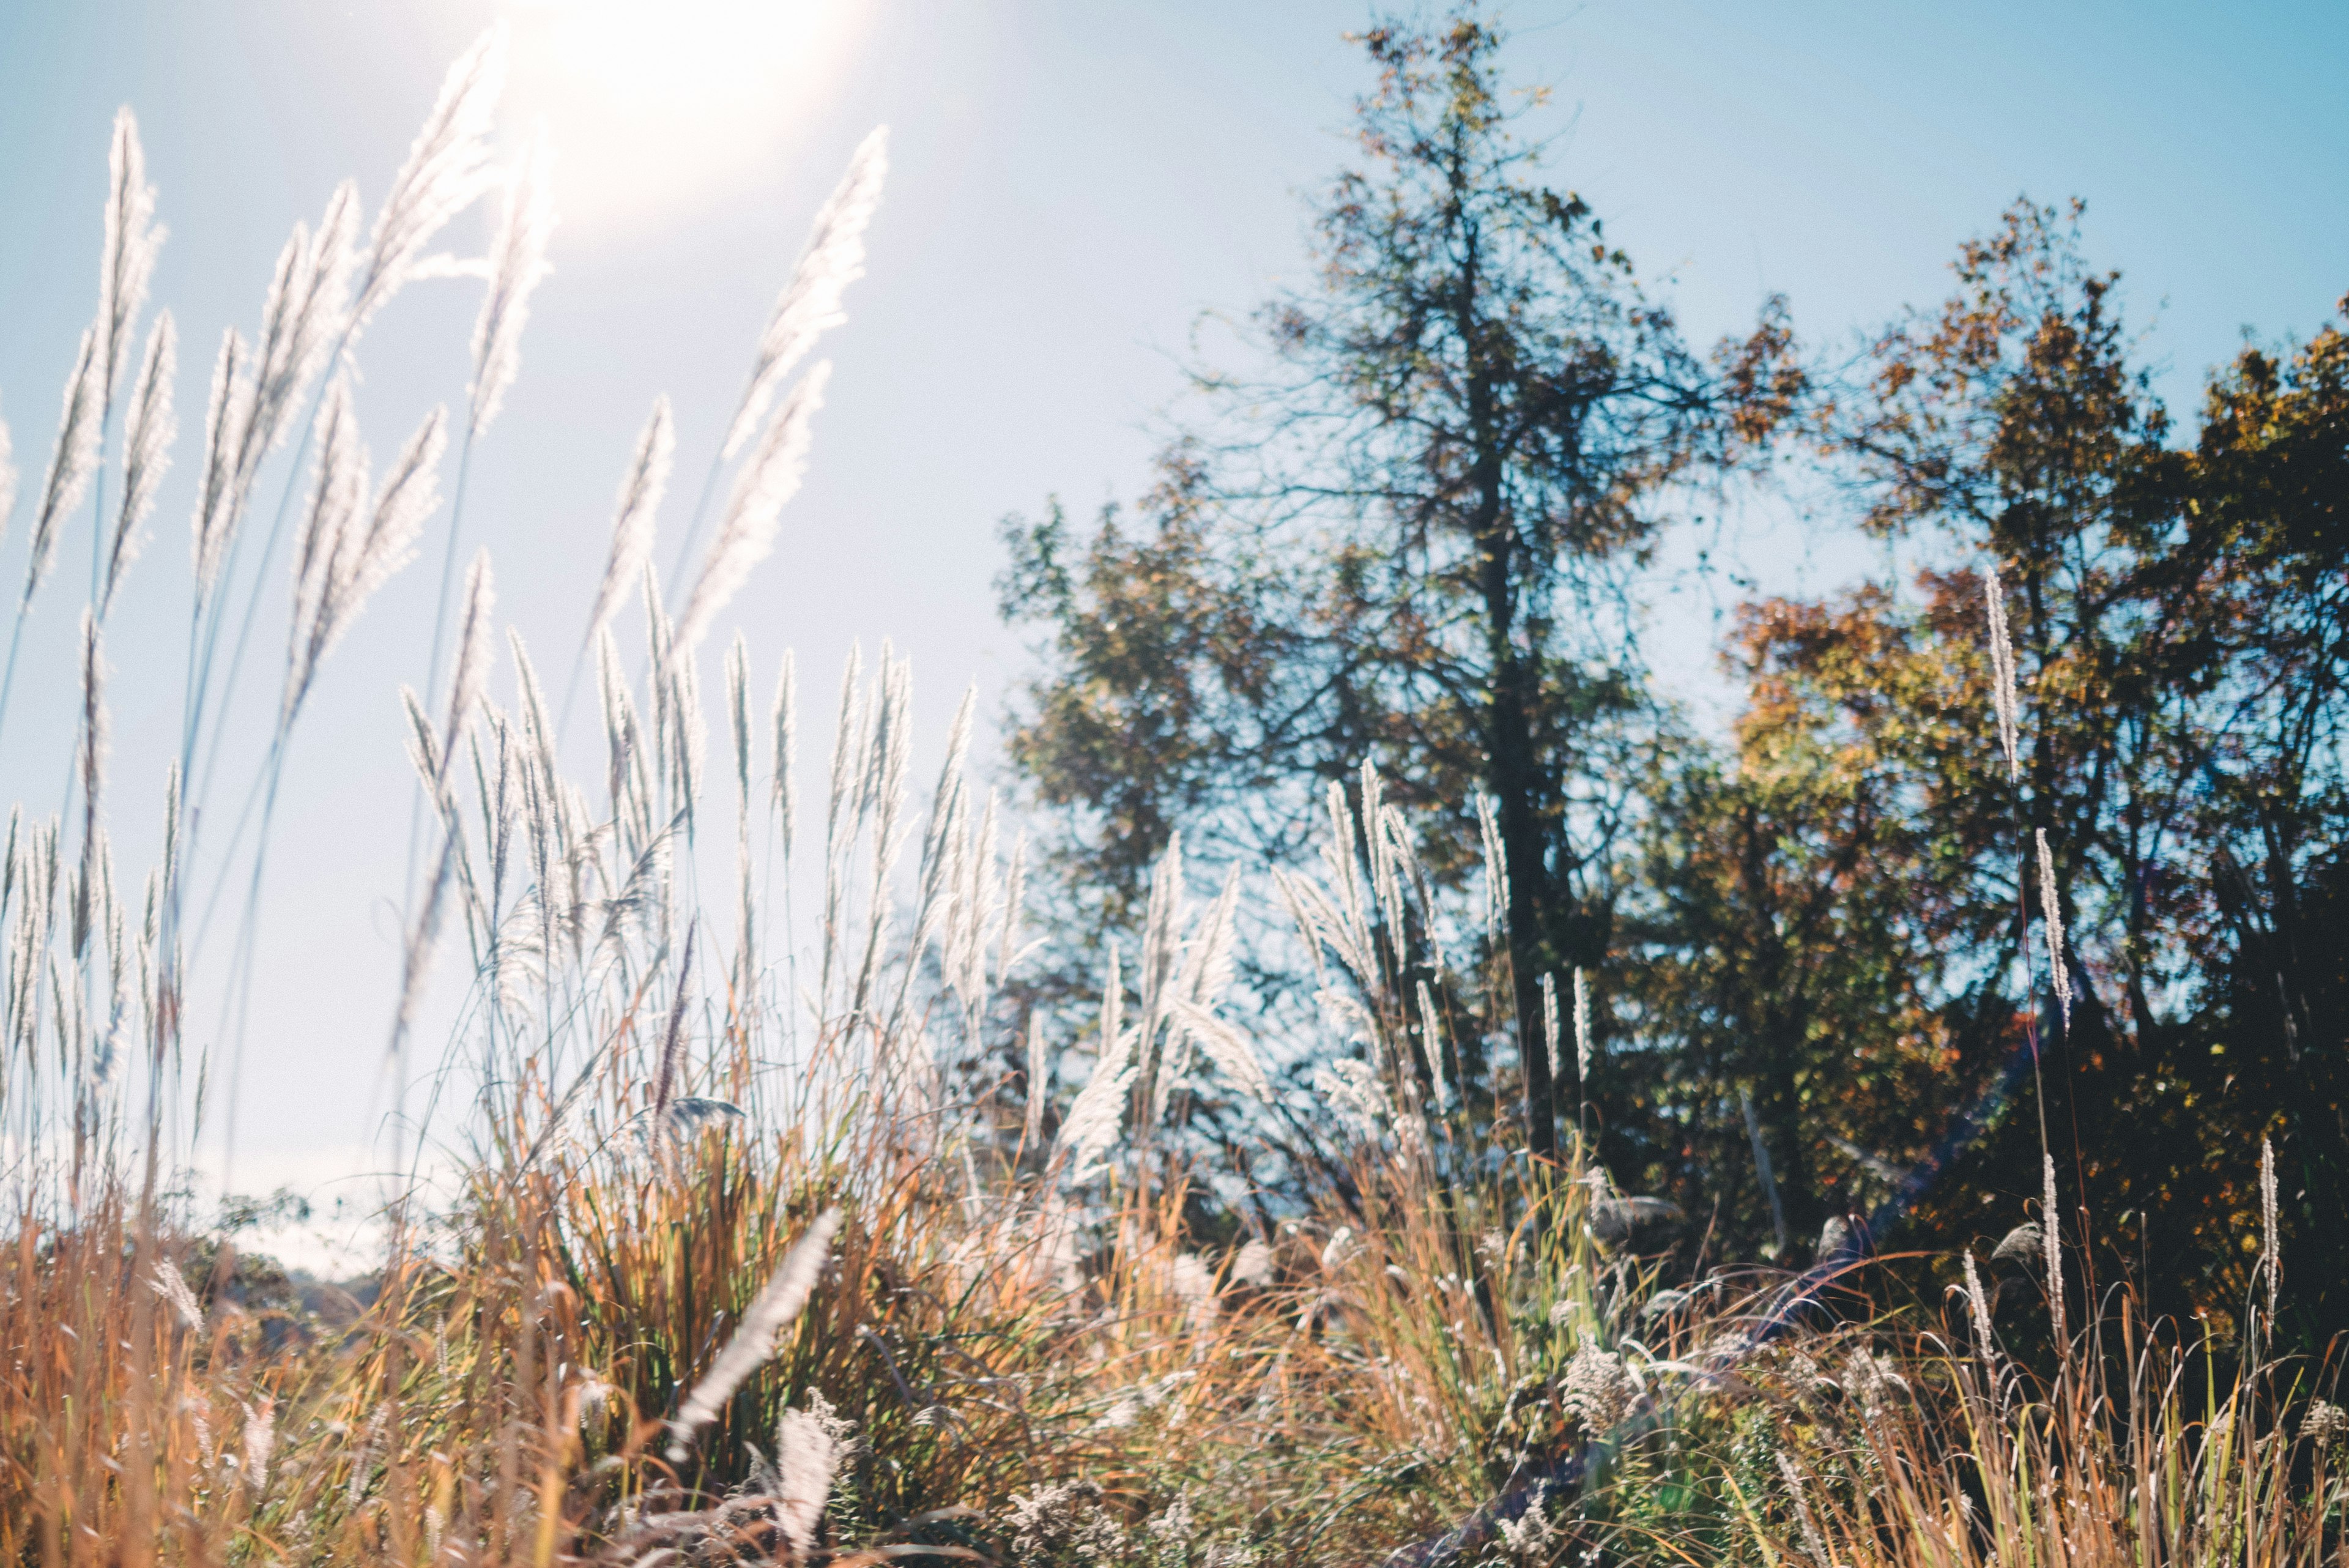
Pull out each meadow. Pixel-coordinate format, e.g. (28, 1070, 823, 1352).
(2, 23, 2344, 1568)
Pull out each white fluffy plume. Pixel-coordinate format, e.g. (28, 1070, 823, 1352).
(284, 389, 448, 721)
(584, 396, 674, 650)
(97, 108, 165, 412)
(721, 125, 888, 461)
(1055, 942, 1135, 1186)
(351, 26, 507, 333)
(679, 362, 829, 650)
(105, 310, 176, 612)
(467, 124, 556, 435)
(2035, 828, 2070, 1031)
(668, 1206, 844, 1458)
(26, 328, 102, 605)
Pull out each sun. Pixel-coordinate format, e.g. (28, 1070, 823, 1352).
(502, 0, 872, 234)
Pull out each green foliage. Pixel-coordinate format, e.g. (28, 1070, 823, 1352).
(1000, 8, 1802, 1168)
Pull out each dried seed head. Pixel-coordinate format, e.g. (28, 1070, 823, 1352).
(668, 1206, 843, 1457)
(2261, 1136, 2280, 1324)
(106, 310, 177, 612)
(1984, 565, 2021, 784)
(1540, 970, 1560, 1081)
(1961, 1249, 1996, 1361)
(1573, 967, 1592, 1084)
(722, 125, 888, 459)
(2042, 1153, 2066, 1346)
(2035, 829, 2070, 1031)
(679, 362, 829, 650)
(467, 124, 555, 435)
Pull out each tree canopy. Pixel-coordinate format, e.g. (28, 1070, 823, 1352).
(998, 10, 2345, 1343)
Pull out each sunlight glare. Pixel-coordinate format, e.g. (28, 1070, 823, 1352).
(505, 0, 870, 234)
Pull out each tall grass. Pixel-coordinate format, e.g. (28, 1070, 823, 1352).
(1, 34, 2340, 1568)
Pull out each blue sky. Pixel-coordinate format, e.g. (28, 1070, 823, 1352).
(0, 0, 2341, 1241)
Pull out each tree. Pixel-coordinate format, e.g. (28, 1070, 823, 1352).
(1670, 201, 2349, 1338)
(998, 9, 1798, 1167)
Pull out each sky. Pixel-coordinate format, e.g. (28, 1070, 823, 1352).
(0, 0, 2342, 1260)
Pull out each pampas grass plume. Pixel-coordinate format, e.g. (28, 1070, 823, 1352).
(721, 125, 888, 461)
(440, 550, 495, 777)
(2043, 1151, 2066, 1347)
(352, 26, 507, 332)
(680, 362, 829, 650)
(2261, 1135, 2280, 1323)
(2035, 828, 2070, 1031)
(1573, 966, 1592, 1084)
(467, 124, 555, 435)
(1961, 1248, 1995, 1362)
(1540, 970, 1560, 1080)
(584, 395, 675, 655)
(1056, 941, 1133, 1185)
(151, 1258, 203, 1330)
(668, 1205, 844, 1458)
(774, 1403, 845, 1553)
(28, 327, 101, 603)
(189, 327, 253, 595)
(106, 310, 176, 612)
(98, 107, 165, 410)
(286, 393, 448, 721)
(1984, 564, 2021, 784)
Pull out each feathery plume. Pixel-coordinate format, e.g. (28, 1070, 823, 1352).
(2035, 828, 2070, 1031)
(246, 183, 360, 475)
(286, 396, 447, 721)
(97, 108, 165, 411)
(1171, 998, 1271, 1105)
(1475, 792, 1507, 947)
(1573, 967, 1592, 1085)
(27, 328, 102, 604)
(73, 612, 107, 957)
(727, 633, 754, 801)
(1984, 564, 2021, 784)
(241, 1398, 276, 1489)
(351, 27, 508, 332)
(996, 828, 1028, 986)
(583, 395, 674, 652)
(150, 1258, 203, 1329)
(1961, 1249, 1996, 1362)
(649, 920, 697, 1146)
(668, 1206, 843, 1457)
(773, 1401, 846, 1554)
(240, 1401, 275, 1495)
(346, 1402, 389, 1509)
(2260, 1135, 2280, 1324)
(771, 647, 798, 861)
(1775, 1452, 1833, 1568)
(680, 362, 829, 649)
(188, 327, 253, 595)
(285, 379, 366, 682)
(2042, 1152, 2066, 1347)
(1540, 970, 1560, 1081)
(1056, 942, 1134, 1185)
(721, 126, 888, 459)
(1023, 1011, 1049, 1151)
(1417, 979, 1447, 1109)
(467, 124, 555, 435)
(439, 551, 494, 781)
(105, 310, 176, 612)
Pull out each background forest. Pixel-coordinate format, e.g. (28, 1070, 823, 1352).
(996, 15, 2349, 1345)
(1, 5, 2343, 1565)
